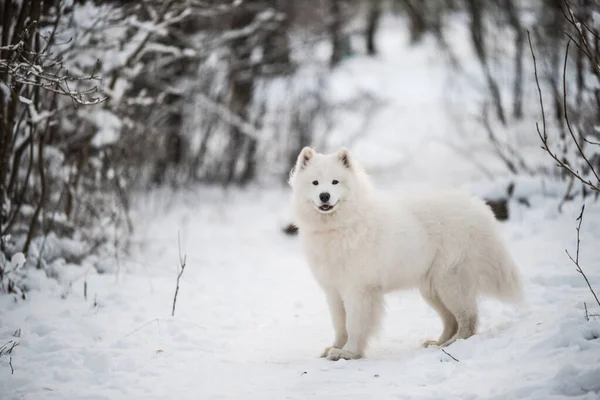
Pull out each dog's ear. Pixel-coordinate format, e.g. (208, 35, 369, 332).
(336, 147, 352, 169)
(297, 147, 315, 169)
(288, 147, 315, 186)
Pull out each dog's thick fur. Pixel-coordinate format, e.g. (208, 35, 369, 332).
(289, 147, 524, 361)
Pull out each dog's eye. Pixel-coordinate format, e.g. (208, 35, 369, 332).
(332, 180, 339, 185)
(312, 180, 318, 186)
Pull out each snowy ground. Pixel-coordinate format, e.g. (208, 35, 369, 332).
(1, 186, 600, 400)
(2, 16, 600, 400)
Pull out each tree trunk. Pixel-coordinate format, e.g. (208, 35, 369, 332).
(224, 4, 257, 185)
(329, 0, 344, 67)
(366, 0, 381, 55)
(503, 0, 524, 119)
(401, 0, 428, 43)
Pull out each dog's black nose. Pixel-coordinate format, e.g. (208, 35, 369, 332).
(319, 192, 330, 203)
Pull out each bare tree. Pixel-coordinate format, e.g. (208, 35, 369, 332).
(529, 1, 600, 195)
(1, 1, 104, 252)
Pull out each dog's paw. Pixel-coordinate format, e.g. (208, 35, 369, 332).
(421, 340, 440, 348)
(325, 348, 361, 361)
(320, 346, 338, 358)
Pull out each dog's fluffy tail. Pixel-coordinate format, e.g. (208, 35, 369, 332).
(478, 238, 525, 305)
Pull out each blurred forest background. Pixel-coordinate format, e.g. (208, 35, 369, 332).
(1, 0, 600, 295)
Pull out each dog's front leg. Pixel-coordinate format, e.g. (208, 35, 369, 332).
(320, 288, 347, 357)
(326, 288, 383, 361)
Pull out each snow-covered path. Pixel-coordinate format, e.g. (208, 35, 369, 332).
(1, 186, 600, 400)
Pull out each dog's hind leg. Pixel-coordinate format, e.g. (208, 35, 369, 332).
(326, 288, 383, 361)
(435, 269, 479, 347)
(420, 288, 458, 348)
(320, 288, 348, 357)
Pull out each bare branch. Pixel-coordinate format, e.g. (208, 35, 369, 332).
(561, 40, 600, 186)
(196, 92, 261, 141)
(558, 175, 575, 212)
(124, 318, 161, 338)
(441, 348, 459, 362)
(564, 3, 600, 76)
(528, 30, 546, 140)
(528, 30, 600, 192)
(0, 54, 107, 106)
(108, 0, 178, 91)
(565, 205, 600, 308)
(172, 231, 187, 317)
(0, 340, 19, 357)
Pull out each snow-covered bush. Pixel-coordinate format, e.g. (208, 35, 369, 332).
(0, 0, 109, 295)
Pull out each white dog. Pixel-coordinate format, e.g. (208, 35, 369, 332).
(289, 147, 523, 361)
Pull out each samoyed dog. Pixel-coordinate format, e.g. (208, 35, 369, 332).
(289, 147, 523, 361)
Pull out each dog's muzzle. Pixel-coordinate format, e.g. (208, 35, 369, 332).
(319, 204, 333, 212)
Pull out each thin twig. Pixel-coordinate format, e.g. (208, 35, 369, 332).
(564, 2, 600, 76)
(172, 231, 187, 317)
(124, 318, 160, 338)
(441, 348, 459, 362)
(9, 357, 14, 374)
(561, 41, 600, 186)
(528, 30, 600, 192)
(0, 340, 19, 357)
(195, 92, 261, 141)
(558, 175, 575, 213)
(528, 30, 546, 140)
(565, 205, 600, 308)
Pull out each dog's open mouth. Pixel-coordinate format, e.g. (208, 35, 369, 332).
(318, 204, 336, 213)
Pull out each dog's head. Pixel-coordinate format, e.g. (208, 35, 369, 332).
(289, 147, 371, 227)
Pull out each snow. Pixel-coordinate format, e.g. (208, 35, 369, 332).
(84, 109, 122, 148)
(10, 253, 26, 270)
(2, 14, 600, 400)
(1, 188, 599, 399)
(0, 82, 10, 101)
(17, 96, 32, 105)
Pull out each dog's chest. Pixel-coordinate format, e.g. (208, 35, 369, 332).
(301, 228, 369, 282)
